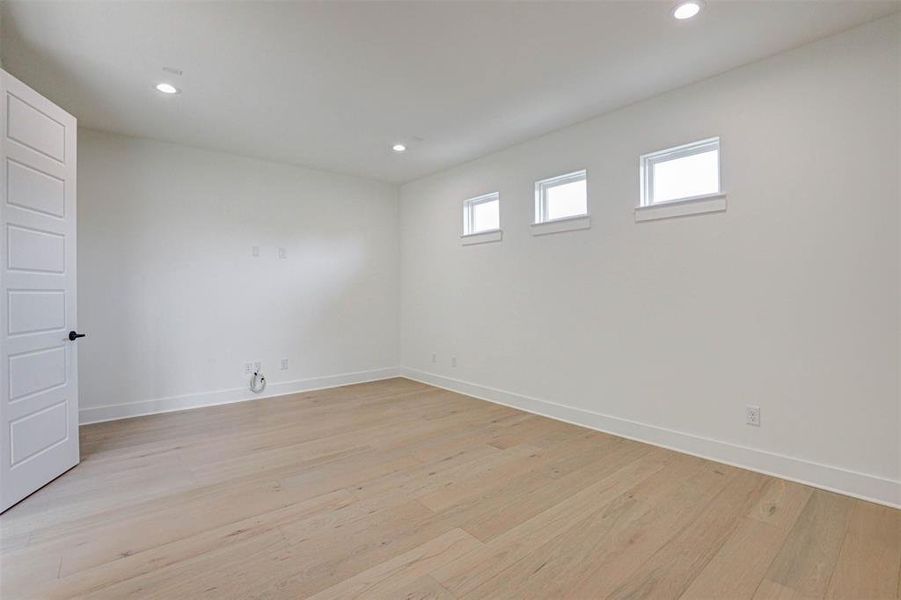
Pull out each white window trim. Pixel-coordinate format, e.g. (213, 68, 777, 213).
(639, 137, 723, 209)
(462, 191, 501, 239)
(531, 214, 591, 236)
(461, 229, 503, 245)
(534, 169, 589, 225)
(635, 193, 726, 222)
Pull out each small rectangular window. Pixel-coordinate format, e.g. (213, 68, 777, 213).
(463, 192, 500, 236)
(534, 170, 587, 224)
(640, 138, 720, 206)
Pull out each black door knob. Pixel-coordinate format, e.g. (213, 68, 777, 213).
(68, 331, 86, 341)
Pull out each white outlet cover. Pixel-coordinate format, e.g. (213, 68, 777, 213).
(746, 405, 761, 426)
(278, 247, 287, 259)
(281, 358, 288, 370)
(252, 246, 260, 257)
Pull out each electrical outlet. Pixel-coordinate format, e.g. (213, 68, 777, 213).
(244, 362, 253, 375)
(431, 353, 437, 363)
(280, 358, 288, 370)
(746, 405, 761, 427)
(278, 247, 287, 259)
(451, 356, 457, 368)
(252, 246, 260, 257)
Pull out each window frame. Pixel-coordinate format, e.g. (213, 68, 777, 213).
(534, 169, 589, 225)
(639, 137, 722, 207)
(462, 191, 501, 237)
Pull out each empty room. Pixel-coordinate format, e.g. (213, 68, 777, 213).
(0, 1, 899, 598)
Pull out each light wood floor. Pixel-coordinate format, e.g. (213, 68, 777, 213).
(1, 378, 898, 599)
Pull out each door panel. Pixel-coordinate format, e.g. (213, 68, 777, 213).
(10, 401, 68, 465)
(8, 290, 66, 335)
(9, 345, 67, 401)
(7, 159, 66, 217)
(6, 93, 66, 161)
(7, 225, 66, 272)
(0, 70, 78, 512)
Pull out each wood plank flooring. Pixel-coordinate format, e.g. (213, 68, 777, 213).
(1, 378, 898, 599)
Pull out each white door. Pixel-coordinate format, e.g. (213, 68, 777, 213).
(0, 70, 79, 513)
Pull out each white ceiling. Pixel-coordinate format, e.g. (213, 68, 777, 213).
(1, 1, 897, 183)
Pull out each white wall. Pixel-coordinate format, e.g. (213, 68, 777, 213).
(78, 129, 399, 422)
(399, 15, 900, 506)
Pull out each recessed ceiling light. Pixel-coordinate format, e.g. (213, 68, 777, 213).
(673, 0, 702, 19)
(155, 83, 179, 94)
(392, 143, 407, 153)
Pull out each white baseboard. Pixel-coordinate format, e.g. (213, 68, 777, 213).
(79, 367, 401, 425)
(400, 367, 900, 509)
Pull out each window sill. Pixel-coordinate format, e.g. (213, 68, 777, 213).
(461, 229, 502, 245)
(531, 215, 591, 236)
(635, 193, 726, 222)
